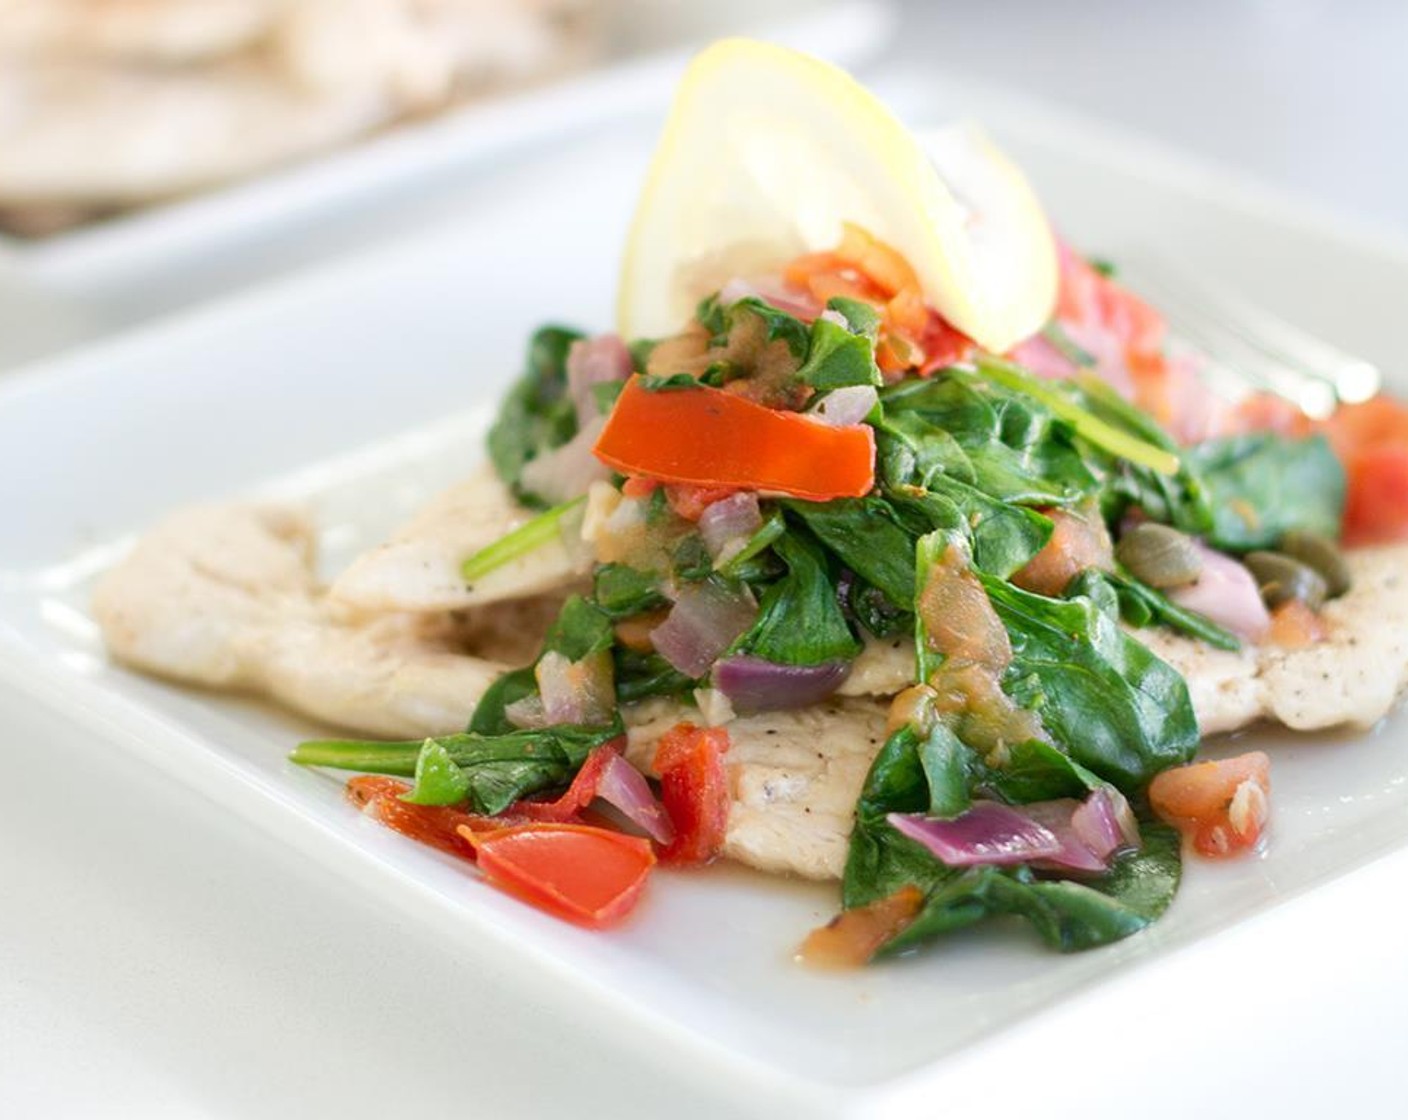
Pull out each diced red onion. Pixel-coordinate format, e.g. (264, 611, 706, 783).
(519, 414, 610, 504)
(717, 276, 820, 320)
(713, 655, 851, 713)
(1169, 543, 1270, 642)
(887, 802, 1063, 867)
(536, 650, 614, 726)
(595, 752, 676, 844)
(566, 334, 632, 421)
(819, 308, 849, 328)
(807, 385, 878, 429)
(1074, 786, 1141, 855)
(890, 788, 1140, 874)
(650, 581, 758, 678)
(1008, 333, 1078, 381)
(504, 693, 548, 730)
(1022, 798, 1109, 873)
(698, 492, 762, 562)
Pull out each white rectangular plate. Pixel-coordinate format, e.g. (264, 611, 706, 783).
(4, 97, 1408, 1116)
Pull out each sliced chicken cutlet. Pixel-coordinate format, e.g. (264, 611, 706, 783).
(625, 698, 890, 881)
(1142, 542, 1408, 734)
(92, 503, 558, 739)
(329, 463, 590, 615)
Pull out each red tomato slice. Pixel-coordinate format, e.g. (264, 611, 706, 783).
(1341, 442, 1408, 546)
(345, 776, 486, 858)
(653, 723, 731, 866)
(594, 377, 875, 501)
(1149, 752, 1271, 858)
(458, 823, 655, 929)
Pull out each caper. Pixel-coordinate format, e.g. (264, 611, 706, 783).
(1243, 551, 1328, 610)
(1114, 523, 1203, 589)
(1279, 529, 1351, 599)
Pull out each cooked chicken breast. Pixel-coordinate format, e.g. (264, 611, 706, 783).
(92, 503, 555, 739)
(1141, 542, 1408, 734)
(329, 464, 591, 616)
(625, 698, 890, 881)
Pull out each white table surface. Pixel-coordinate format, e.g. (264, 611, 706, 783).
(5, 3, 1407, 1117)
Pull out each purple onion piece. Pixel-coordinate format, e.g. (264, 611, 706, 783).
(566, 334, 632, 421)
(519, 414, 610, 504)
(807, 385, 879, 429)
(887, 802, 1063, 867)
(595, 753, 675, 845)
(650, 581, 758, 678)
(713, 655, 851, 714)
(698, 492, 762, 560)
(1169, 543, 1270, 642)
(1022, 798, 1109, 874)
(1072, 787, 1140, 859)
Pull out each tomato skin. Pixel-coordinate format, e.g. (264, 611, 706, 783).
(1149, 752, 1271, 858)
(653, 723, 731, 866)
(665, 484, 738, 522)
(459, 823, 655, 929)
(1341, 443, 1408, 546)
(594, 377, 875, 501)
(345, 776, 488, 858)
(510, 741, 620, 823)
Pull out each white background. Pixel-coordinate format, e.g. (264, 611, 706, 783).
(3, 3, 1406, 1117)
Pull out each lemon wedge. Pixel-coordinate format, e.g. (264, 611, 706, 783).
(617, 38, 1058, 354)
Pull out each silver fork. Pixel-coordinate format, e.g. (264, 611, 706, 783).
(1119, 255, 1382, 419)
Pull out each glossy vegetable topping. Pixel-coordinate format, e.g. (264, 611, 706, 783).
(798, 886, 924, 969)
(1278, 529, 1351, 599)
(1149, 752, 1271, 858)
(593, 376, 876, 501)
(1243, 551, 1328, 611)
(653, 723, 730, 865)
(1114, 523, 1203, 590)
(459, 822, 656, 929)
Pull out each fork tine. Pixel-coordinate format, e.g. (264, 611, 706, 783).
(1125, 255, 1382, 413)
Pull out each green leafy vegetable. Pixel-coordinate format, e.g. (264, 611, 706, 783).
(982, 575, 1199, 788)
(733, 531, 861, 665)
(879, 825, 1181, 955)
(291, 719, 623, 816)
(400, 739, 471, 806)
(487, 326, 584, 506)
(795, 298, 883, 389)
(974, 356, 1182, 475)
(1188, 433, 1346, 551)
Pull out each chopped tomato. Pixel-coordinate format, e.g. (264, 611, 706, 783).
(458, 822, 655, 929)
(510, 741, 622, 823)
(665, 484, 738, 521)
(621, 476, 660, 500)
(798, 886, 925, 969)
(835, 222, 919, 297)
(594, 376, 875, 501)
(782, 228, 973, 379)
(1320, 398, 1408, 546)
(345, 776, 485, 858)
(653, 723, 731, 865)
(1268, 599, 1327, 649)
(1010, 506, 1114, 597)
(1148, 752, 1271, 858)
